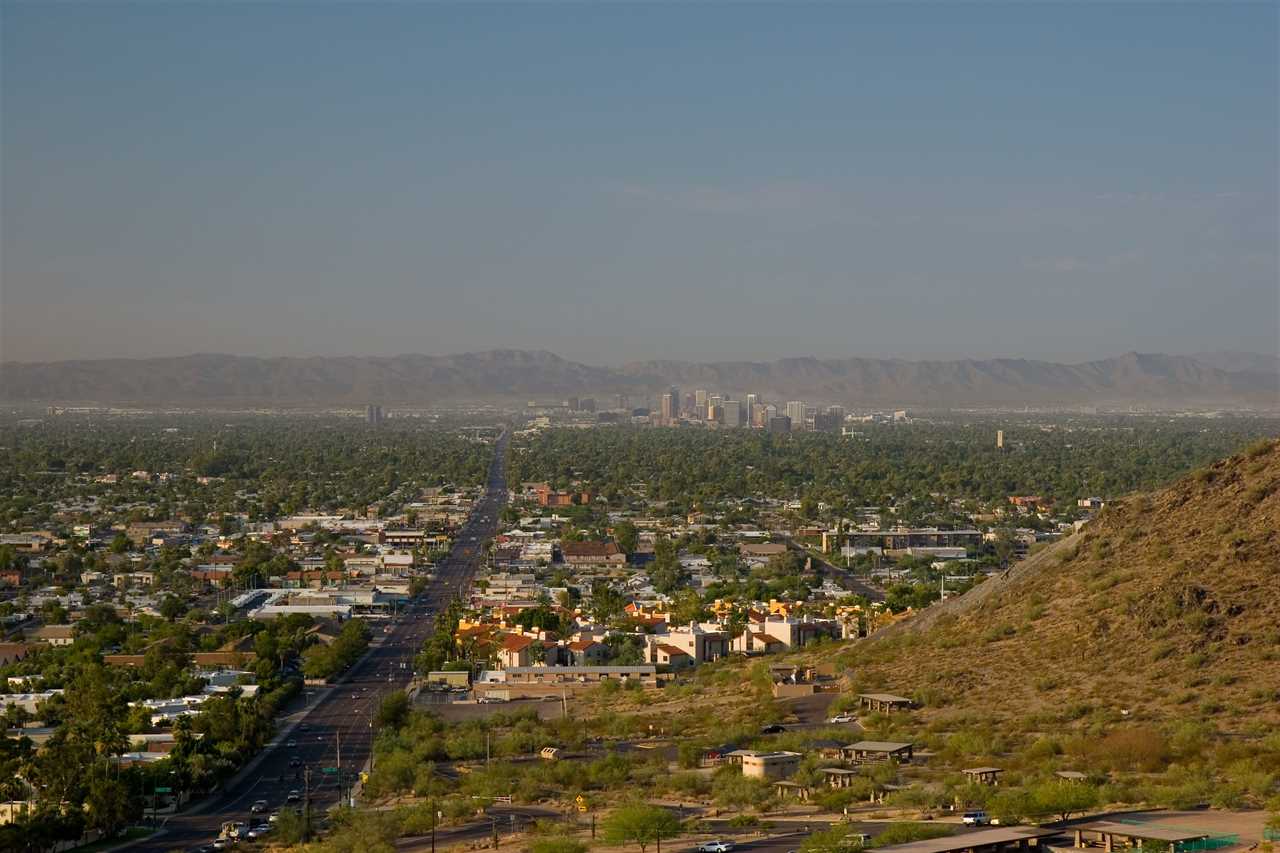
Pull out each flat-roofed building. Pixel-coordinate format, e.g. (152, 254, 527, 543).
(962, 767, 1004, 785)
(858, 692, 914, 712)
(503, 665, 658, 686)
(875, 827, 1057, 853)
(1070, 821, 1211, 852)
(732, 750, 802, 780)
(842, 740, 914, 764)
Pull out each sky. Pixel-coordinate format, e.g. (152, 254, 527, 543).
(2, 2, 1277, 366)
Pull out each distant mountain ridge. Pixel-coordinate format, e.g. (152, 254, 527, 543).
(1, 349, 1276, 408)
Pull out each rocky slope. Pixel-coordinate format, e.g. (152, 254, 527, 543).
(848, 437, 1280, 730)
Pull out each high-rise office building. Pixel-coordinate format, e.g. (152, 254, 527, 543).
(785, 401, 807, 430)
(997, 430, 1004, 449)
(366, 404, 383, 425)
(827, 405, 845, 424)
(661, 393, 676, 424)
(722, 400, 741, 428)
(694, 389, 708, 418)
(668, 386, 681, 419)
(768, 415, 791, 434)
(745, 393, 758, 414)
(813, 412, 840, 432)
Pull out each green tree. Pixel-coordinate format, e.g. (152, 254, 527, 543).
(668, 589, 708, 627)
(649, 538, 688, 595)
(158, 594, 187, 622)
(613, 521, 639, 555)
(601, 803, 682, 853)
(1031, 781, 1099, 821)
(376, 691, 410, 731)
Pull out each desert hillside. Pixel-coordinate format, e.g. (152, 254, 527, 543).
(844, 437, 1280, 731)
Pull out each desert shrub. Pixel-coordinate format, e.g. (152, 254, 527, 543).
(1023, 736, 1062, 763)
(711, 768, 774, 809)
(869, 823, 954, 847)
(529, 841, 589, 853)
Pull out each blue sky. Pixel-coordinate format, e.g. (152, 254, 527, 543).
(2, 2, 1276, 364)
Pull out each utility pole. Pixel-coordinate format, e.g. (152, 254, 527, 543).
(303, 766, 312, 841)
(431, 798, 437, 853)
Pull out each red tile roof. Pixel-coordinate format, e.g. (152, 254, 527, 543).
(501, 634, 535, 652)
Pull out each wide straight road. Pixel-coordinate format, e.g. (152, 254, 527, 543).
(131, 429, 509, 852)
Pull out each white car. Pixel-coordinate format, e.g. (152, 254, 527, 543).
(827, 712, 856, 724)
(962, 811, 990, 826)
(698, 843, 735, 853)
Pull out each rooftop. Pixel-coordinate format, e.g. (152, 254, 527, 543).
(859, 692, 913, 703)
(846, 740, 913, 752)
(875, 827, 1057, 853)
(1072, 822, 1210, 843)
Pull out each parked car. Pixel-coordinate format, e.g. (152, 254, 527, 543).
(697, 842, 736, 853)
(286, 790, 301, 804)
(827, 712, 856, 724)
(250, 800, 268, 814)
(962, 811, 990, 826)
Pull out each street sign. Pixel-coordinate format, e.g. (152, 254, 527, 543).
(154, 787, 172, 793)
(323, 767, 338, 775)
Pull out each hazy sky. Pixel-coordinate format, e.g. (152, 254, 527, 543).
(2, 2, 1277, 365)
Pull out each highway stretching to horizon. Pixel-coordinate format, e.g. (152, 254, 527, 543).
(129, 429, 510, 851)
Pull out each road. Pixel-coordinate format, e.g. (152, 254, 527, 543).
(781, 536, 885, 603)
(131, 429, 509, 851)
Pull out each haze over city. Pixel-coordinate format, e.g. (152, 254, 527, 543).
(3, 5, 1280, 853)
(2, 2, 1277, 365)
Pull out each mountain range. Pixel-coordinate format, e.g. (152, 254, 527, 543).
(1, 349, 1276, 408)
